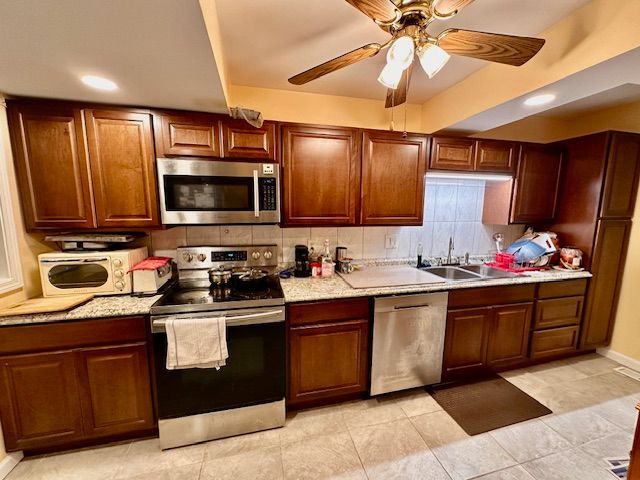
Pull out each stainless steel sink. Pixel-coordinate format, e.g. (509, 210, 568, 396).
(421, 266, 483, 282)
(420, 265, 519, 282)
(459, 264, 519, 279)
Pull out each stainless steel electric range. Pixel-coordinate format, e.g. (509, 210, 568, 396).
(150, 245, 285, 449)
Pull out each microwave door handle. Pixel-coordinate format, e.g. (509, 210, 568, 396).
(81, 257, 109, 263)
(253, 170, 260, 218)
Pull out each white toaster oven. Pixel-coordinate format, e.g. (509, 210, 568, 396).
(38, 247, 148, 297)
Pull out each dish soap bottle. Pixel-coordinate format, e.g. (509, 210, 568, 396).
(321, 239, 334, 277)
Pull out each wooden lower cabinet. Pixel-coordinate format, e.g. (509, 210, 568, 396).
(0, 351, 84, 451)
(443, 307, 492, 378)
(534, 296, 583, 329)
(486, 303, 532, 369)
(0, 317, 154, 452)
(530, 326, 579, 359)
(629, 404, 640, 479)
(287, 299, 369, 407)
(76, 343, 154, 438)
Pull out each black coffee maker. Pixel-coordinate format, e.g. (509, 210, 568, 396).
(294, 245, 311, 277)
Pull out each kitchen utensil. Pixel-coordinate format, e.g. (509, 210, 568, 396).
(234, 268, 269, 291)
(0, 294, 94, 317)
(208, 266, 232, 287)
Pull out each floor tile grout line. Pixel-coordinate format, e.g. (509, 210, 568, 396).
(345, 427, 372, 480)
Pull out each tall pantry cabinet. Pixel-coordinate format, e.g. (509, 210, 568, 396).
(550, 132, 640, 349)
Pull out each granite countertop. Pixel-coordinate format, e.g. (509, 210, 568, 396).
(0, 294, 162, 327)
(280, 268, 592, 303)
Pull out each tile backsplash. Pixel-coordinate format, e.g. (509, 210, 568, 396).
(151, 177, 524, 263)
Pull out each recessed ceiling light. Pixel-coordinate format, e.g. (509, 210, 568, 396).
(81, 75, 118, 91)
(524, 93, 555, 106)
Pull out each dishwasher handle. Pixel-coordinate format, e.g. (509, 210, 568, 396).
(393, 303, 432, 310)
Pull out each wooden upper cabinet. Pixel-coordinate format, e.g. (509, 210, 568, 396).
(475, 141, 516, 174)
(221, 120, 277, 161)
(600, 133, 640, 218)
(0, 351, 84, 451)
(76, 343, 154, 439)
(158, 114, 220, 157)
(361, 131, 427, 225)
(282, 124, 360, 225)
(8, 104, 96, 230)
(511, 145, 562, 224)
(84, 109, 160, 228)
(430, 137, 475, 171)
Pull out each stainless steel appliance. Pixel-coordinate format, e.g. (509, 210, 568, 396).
(157, 158, 279, 225)
(150, 245, 285, 449)
(38, 247, 148, 297)
(370, 292, 448, 395)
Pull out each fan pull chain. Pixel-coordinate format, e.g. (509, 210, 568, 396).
(389, 91, 395, 131)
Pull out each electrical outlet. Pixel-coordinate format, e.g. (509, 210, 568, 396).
(385, 234, 398, 249)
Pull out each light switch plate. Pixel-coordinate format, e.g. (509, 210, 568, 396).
(385, 234, 398, 249)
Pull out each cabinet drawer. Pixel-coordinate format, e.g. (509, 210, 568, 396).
(537, 279, 588, 299)
(534, 296, 584, 329)
(530, 326, 579, 359)
(0, 316, 147, 356)
(448, 285, 535, 309)
(288, 298, 369, 326)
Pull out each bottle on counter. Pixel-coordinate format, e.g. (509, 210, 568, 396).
(320, 239, 334, 277)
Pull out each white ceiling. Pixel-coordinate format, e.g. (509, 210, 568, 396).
(216, 0, 592, 104)
(0, 0, 227, 112)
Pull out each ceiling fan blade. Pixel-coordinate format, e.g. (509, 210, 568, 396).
(433, 0, 475, 16)
(385, 63, 413, 108)
(288, 44, 382, 85)
(438, 29, 545, 66)
(345, 0, 399, 23)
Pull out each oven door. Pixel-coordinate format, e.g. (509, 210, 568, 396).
(157, 158, 279, 224)
(151, 307, 285, 420)
(39, 257, 115, 297)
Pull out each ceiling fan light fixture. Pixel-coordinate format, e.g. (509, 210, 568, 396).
(377, 62, 404, 89)
(386, 35, 415, 70)
(418, 44, 450, 79)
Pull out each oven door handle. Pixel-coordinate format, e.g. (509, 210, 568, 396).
(152, 309, 284, 333)
(253, 170, 260, 218)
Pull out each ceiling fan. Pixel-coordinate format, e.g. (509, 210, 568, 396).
(288, 0, 546, 108)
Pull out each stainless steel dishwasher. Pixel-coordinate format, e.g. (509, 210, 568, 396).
(370, 292, 448, 395)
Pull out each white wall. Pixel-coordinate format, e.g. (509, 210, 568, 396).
(150, 177, 524, 262)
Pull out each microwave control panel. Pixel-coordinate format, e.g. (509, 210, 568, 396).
(259, 177, 277, 211)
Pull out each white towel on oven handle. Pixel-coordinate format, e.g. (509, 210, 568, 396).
(165, 315, 228, 370)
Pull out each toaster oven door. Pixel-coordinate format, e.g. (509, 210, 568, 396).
(40, 257, 115, 296)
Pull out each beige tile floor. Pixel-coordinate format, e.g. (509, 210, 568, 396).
(7, 353, 640, 480)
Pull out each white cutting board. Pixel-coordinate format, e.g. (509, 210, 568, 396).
(338, 266, 446, 289)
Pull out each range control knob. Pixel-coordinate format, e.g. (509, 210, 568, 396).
(263, 250, 273, 260)
(251, 251, 261, 260)
(197, 253, 207, 262)
(114, 281, 125, 290)
(114, 269, 125, 278)
(112, 258, 123, 267)
(182, 252, 193, 262)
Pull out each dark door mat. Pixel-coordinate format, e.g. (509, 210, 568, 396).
(427, 374, 552, 435)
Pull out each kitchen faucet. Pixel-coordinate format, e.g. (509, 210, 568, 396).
(442, 236, 459, 266)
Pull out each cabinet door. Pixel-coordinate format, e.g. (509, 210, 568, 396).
(486, 303, 532, 369)
(581, 219, 632, 349)
(85, 109, 160, 228)
(288, 319, 368, 407)
(0, 351, 83, 451)
(361, 131, 427, 225)
(511, 145, 562, 224)
(475, 141, 516, 174)
(76, 343, 154, 439)
(158, 114, 220, 157)
(443, 307, 492, 379)
(429, 137, 475, 171)
(221, 120, 277, 161)
(531, 326, 579, 359)
(600, 133, 640, 218)
(8, 104, 95, 230)
(282, 124, 360, 225)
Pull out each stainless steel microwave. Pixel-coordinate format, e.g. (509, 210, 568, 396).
(157, 158, 280, 225)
